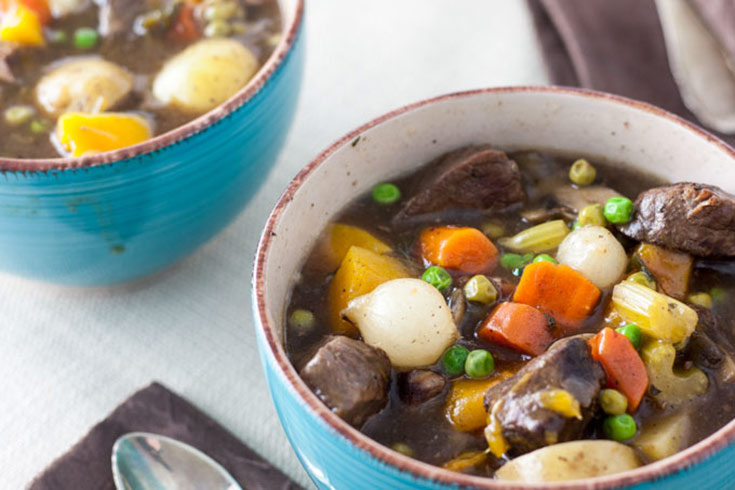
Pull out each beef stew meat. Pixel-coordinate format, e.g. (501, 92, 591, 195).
(484, 336, 605, 455)
(300, 336, 391, 428)
(620, 183, 735, 257)
(395, 146, 525, 222)
(286, 147, 735, 482)
(0, 0, 281, 158)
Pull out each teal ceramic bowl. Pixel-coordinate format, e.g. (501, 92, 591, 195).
(0, 0, 304, 286)
(253, 87, 735, 489)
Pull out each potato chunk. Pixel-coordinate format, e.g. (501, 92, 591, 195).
(35, 57, 134, 116)
(152, 39, 259, 114)
(634, 411, 691, 462)
(496, 440, 641, 482)
(343, 278, 459, 369)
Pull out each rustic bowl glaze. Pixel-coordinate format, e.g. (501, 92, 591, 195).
(253, 87, 735, 489)
(0, 0, 304, 286)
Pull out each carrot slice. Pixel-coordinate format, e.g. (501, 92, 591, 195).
(170, 3, 200, 41)
(478, 302, 554, 356)
(513, 261, 601, 331)
(418, 226, 498, 274)
(19, 0, 49, 24)
(589, 328, 649, 412)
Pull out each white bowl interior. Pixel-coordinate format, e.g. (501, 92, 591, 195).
(278, 0, 298, 30)
(263, 89, 735, 345)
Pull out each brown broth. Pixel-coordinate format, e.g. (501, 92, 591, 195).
(0, 0, 281, 159)
(285, 149, 735, 476)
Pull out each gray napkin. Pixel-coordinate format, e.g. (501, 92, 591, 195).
(29, 382, 301, 490)
(528, 0, 735, 146)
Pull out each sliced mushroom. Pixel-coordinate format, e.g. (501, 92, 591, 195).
(552, 185, 621, 214)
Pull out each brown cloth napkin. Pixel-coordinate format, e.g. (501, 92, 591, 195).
(29, 382, 301, 490)
(527, 0, 735, 147)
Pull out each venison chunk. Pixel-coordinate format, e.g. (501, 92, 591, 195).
(97, 0, 149, 38)
(0, 43, 17, 83)
(398, 370, 446, 405)
(300, 336, 391, 427)
(484, 337, 605, 455)
(396, 146, 525, 220)
(620, 183, 735, 257)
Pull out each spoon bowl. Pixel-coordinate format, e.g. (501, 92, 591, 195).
(111, 432, 240, 490)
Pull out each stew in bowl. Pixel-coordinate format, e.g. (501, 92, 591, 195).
(284, 144, 735, 481)
(0, 0, 281, 158)
(253, 88, 735, 488)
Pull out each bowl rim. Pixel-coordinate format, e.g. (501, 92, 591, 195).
(253, 85, 735, 489)
(0, 0, 305, 173)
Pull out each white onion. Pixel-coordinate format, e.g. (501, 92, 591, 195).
(556, 226, 627, 289)
(343, 278, 459, 369)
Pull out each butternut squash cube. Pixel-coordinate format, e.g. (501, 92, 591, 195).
(0, 4, 44, 46)
(327, 246, 409, 334)
(56, 112, 151, 157)
(323, 224, 392, 272)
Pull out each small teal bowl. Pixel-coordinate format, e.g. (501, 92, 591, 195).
(253, 87, 735, 489)
(0, 0, 304, 286)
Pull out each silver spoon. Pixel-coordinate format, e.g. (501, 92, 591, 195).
(112, 432, 242, 490)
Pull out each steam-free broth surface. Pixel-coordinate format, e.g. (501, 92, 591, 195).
(0, 0, 280, 158)
(285, 148, 735, 480)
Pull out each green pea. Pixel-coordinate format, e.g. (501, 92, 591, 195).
(29, 119, 49, 134)
(627, 271, 656, 290)
(421, 265, 452, 292)
(47, 29, 68, 44)
(391, 442, 414, 457)
(463, 275, 497, 304)
(4, 105, 35, 126)
(711, 287, 726, 303)
(372, 183, 402, 205)
(204, 1, 239, 21)
(571, 220, 582, 231)
(289, 309, 315, 332)
(616, 323, 642, 350)
(204, 19, 231, 37)
(443, 345, 469, 376)
(73, 27, 99, 49)
(500, 253, 533, 274)
(603, 414, 637, 442)
(465, 349, 494, 379)
(481, 221, 505, 239)
(687, 292, 713, 309)
(599, 389, 628, 416)
(569, 158, 597, 186)
(533, 254, 557, 264)
(603, 197, 634, 225)
(230, 21, 247, 35)
(578, 204, 606, 228)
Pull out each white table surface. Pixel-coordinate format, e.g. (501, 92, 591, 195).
(0, 1, 548, 488)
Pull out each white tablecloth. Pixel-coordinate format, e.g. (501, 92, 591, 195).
(0, 2, 547, 488)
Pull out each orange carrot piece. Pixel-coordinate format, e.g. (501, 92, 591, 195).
(478, 302, 553, 356)
(16, 0, 49, 24)
(1, 0, 48, 22)
(418, 226, 498, 274)
(169, 3, 200, 41)
(590, 328, 649, 412)
(513, 261, 601, 331)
